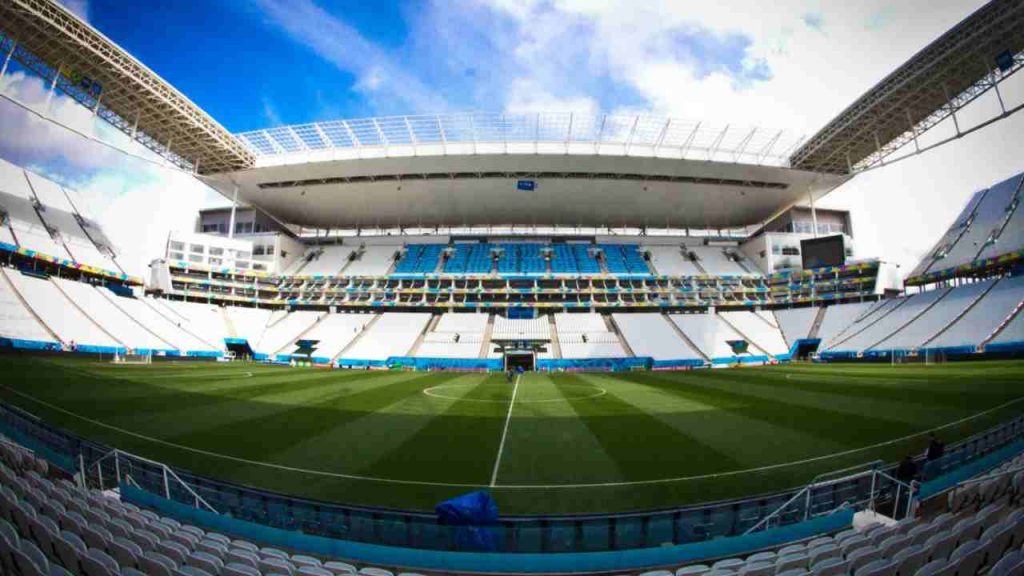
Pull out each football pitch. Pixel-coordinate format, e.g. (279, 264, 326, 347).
(1, 355, 1023, 515)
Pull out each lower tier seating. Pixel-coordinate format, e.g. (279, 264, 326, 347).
(3, 432, 1024, 576)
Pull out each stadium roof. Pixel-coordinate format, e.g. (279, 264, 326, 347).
(790, 0, 1024, 174)
(0, 0, 253, 174)
(201, 153, 847, 230)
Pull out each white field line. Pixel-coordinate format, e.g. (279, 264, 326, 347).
(489, 374, 521, 487)
(1, 384, 1021, 490)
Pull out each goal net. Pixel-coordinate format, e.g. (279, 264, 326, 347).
(112, 351, 152, 365)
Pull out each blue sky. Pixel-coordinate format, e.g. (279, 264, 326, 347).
(70, 0, 836, 132)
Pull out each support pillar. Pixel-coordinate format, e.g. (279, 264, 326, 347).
(808, 185, 819, 238)
(227, 185, 239, 239)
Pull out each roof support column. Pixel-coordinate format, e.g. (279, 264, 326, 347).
(228, 185, 239, 239)
(808, 184, 818, 239)
(0, 41, 16, 79)
(44, 61, 61, 112)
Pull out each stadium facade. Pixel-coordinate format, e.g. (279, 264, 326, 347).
(1, 0, 1024, 574)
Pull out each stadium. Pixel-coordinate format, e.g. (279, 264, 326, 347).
(0, 0, 1023, 574)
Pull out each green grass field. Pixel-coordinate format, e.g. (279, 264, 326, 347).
(1, 355, 1023, 515)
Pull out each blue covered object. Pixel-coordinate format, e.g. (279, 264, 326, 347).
(436, 491, 500, 551)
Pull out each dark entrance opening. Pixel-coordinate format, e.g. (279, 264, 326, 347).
(505, 352, 535, 372)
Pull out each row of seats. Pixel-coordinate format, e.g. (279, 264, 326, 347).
(392, 245, 443, 275)
(663, 503, 1024, 576)
(0, 438, 419, 576)
(600, 244, 651, 275)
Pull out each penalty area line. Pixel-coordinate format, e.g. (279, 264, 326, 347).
(489, 373, 521, 487)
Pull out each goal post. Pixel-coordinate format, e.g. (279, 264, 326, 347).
(112, 351, 152, 365)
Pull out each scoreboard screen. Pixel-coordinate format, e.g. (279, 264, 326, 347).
(801, 234, 846, 270)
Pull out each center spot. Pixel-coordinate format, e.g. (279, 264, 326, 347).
(423, 382, 606, 403)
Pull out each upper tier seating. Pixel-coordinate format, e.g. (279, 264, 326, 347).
(554, 313, 625, 358)
(717, 311, 789, 356)
(599, 244, 651, 275)
(444, 243, 493, 274)
(688, 245, 754, 276)
(671, 313, 749, 359)
(341, 312, 431, 361)
(0, 158, 121, 271)
(340, 246, 395, 276)
(494, 243, 547, 275)
(978, 176, 1024, 262)
(298, 246, 352, 276)
(24, 172, 119, 272)
(828, 290, 950, 353)
(392, 244, 445, 275)
(921, 172, 1024, 276)
(0, 269, 57, 346)
(3, 270, 118, 349)
(612, 313, 701, 360)
(290, 313, 374, 360)
(927, 276, 1024, 351)
(0, 160, 72, 260)
(52, 278, 169, 351)
(774, 307, 819, 348)
(645, 245, 703, 276)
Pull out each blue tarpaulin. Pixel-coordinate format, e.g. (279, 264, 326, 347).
(435, 491, 499, 551)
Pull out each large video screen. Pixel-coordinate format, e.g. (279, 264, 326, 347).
(801, 234, 846, 270)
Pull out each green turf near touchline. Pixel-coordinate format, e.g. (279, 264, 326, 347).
(0, 355, 1023, 515)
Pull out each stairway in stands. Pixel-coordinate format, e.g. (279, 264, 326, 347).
(807, 307, 827, 340)
(606, 314, 637, 358)
(920, 280, 1000, 350)
(479, 314, 495, 359)
(864, 288, 952, 351)
(547, 315, 563, 359)
(980, 296, 1024, 351)
(331, 313, 381, 365)
(717, 313, 771, 359)
(662, 312, 710, 362)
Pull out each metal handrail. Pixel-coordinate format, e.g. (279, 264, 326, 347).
(745, 468, 917, 535)
(82, 448, 218, 513)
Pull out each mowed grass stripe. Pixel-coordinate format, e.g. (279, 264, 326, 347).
(663, 368, 973, 425)
(272, 373, 491, 474)
(618, 371, 931, 447)
(363, 374, 509, 484)
(728, 364, 1020, 406)
(164, 371, 465, 459)
(553, 373, 745, 481)
(497, 373, 626, 485)
(585, 373, 850, 470)
(120, 370, 410, 439)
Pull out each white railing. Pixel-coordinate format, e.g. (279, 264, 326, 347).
(80, 448, 218, 513)
(745, 463, 916, 535)
(236, 112, 805, 168)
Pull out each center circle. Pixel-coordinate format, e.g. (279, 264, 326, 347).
(423, 382, 606, 403)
